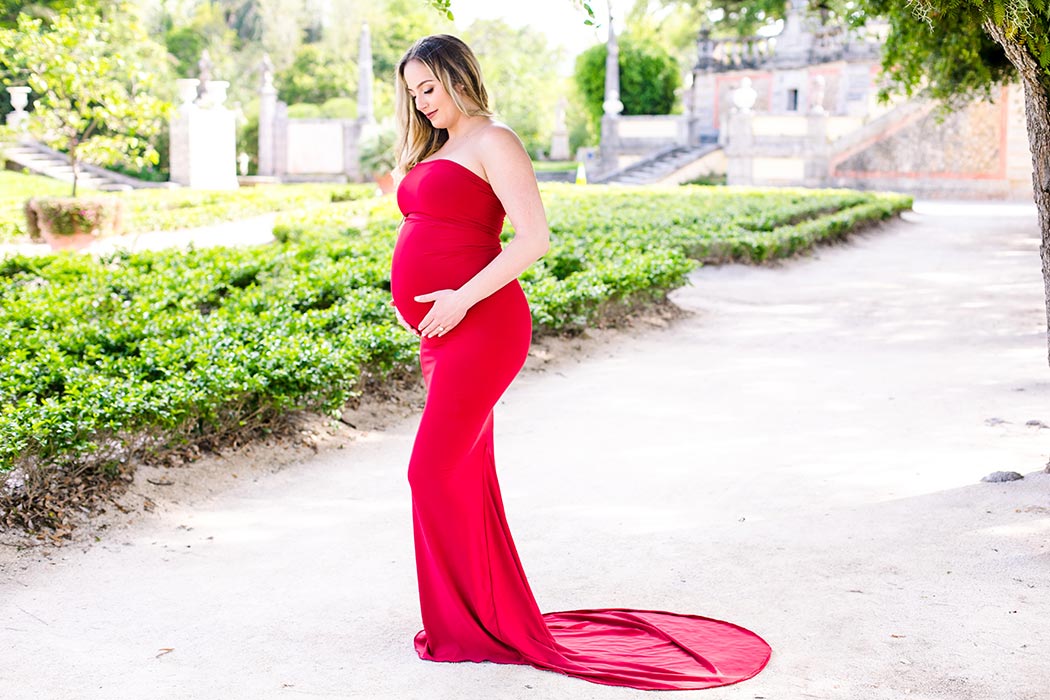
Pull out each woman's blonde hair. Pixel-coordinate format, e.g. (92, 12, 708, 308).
(394, 34, 493, 174)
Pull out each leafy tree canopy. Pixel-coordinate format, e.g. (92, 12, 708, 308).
(860, 0, 1042, 105)
(0, 6, 171, 195)
(0, 0, 85, 28)
(277, 43, 356, 105)
(462, 18, 565, 158)
(574, 34, 681, 132)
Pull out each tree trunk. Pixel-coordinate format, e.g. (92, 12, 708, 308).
(984, 21, 1050, 368)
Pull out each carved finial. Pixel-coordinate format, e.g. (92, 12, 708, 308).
(259, 53, 275, 91)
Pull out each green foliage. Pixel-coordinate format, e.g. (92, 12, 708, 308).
(0, 184, 909, 483)
(672, 0, 789, 36)
(358, 121, 398, 178)
(574, 35, 681, 133)
(163, 2, 235, 79)
(461, 19, 565, 158)
(237, 107, 260, 176)
(0, 229, 416, 476)
(860, 0, 1021, 106)
(0, 0, 85, 28)
(0, 171, 88, 241)
(320, 97, 358, 119)
(277, 43, 356, 105)
(363, 0, 454, 81)
(0, 6, 172, 196)
(424, 0, 455, 20)
(286, 103, 323, 119)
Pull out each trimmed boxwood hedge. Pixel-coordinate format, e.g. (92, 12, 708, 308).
(0, 185, 911, 500)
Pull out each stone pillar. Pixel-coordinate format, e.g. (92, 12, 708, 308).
(773, 0, 813, 67)
(357, 23, 375, 125)
(691, 71, 718, 143)
(804, 111, 829, 186)
(725, 79, 757, 186)
(258, 54, 277, 177)
(690, 27, 720, 144)
(550, 97, 570, 161)
(343, 119, 362, 180)
(274, 101, 289, 178)
(599, 7, 624, 174)
(169, 73, 239, 189)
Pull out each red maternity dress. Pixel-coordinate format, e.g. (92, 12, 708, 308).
(389, 158, 771, 690)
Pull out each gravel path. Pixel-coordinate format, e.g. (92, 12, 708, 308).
(0, 213, 278, 257)
(1, 201, 1048, 700)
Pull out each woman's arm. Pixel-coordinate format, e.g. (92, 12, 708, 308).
(414, 125, 551, 338)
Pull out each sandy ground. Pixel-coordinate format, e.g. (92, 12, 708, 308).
(1, 201, 1049, 700)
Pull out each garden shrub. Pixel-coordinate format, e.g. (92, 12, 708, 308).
(0, 183, 911, 530)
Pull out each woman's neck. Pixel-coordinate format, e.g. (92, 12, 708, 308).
(445, 114, 490, 144)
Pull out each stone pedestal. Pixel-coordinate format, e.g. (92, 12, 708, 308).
(169, 79, 238, 189)
(5, 87, 31, 131)
(258, 84, 278, 177)
(550, 129, 570, 161)
(725, 110, 754, 185)
(804, 112, 829, 186)
(688, 73, 717, 144)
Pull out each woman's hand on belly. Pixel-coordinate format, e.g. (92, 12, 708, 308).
(390, 299, 421, 337)
(414, 288, 471, 338)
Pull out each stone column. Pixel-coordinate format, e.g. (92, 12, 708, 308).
(725, 79, 757, 186)
(599, 7, 624, 174)
(258, 54, 278, 177)
(343, 119, 361, 179)
(169, 69, 239, 189)
(550, 97, 570, 160)
(690, 28, 720, 144)
(274, 101, 289, 178)
(804, 110, 829, 186)
(773, 0, 813, 68)
(691, 71, 718, 143)
(357, 23, 375, 125)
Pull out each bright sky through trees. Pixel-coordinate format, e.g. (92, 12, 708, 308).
(449, 0, 631, 75)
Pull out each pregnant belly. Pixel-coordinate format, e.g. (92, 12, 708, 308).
(391, 221, 501, 330)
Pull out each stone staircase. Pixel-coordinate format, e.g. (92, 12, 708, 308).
(2, 138, 170, 191)
(595, 143, 722, 185)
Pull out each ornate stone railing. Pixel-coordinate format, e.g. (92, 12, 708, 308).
(694, 24, 883, 73)
(694, 31, 774, 71)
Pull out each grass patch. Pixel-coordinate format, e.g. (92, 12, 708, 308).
(0, 170, 377, 242)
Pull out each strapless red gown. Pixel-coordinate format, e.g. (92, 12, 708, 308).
(390, 158, 771, 690)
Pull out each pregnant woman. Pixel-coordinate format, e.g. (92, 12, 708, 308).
(389, 34, 770, 690)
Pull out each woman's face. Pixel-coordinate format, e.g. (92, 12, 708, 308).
(402, 59, 462, 131)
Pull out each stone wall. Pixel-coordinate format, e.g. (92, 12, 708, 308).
(724, 84, 1034, 200)
(828, 85, 1032, 199)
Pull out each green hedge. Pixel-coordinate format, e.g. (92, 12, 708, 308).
(0, 185, 911, 483)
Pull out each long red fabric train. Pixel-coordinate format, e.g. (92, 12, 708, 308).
(389, 158, 771, 690)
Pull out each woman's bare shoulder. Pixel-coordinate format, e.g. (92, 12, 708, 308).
(475, 121, 530, 172)
(477, 122, 525, 152)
